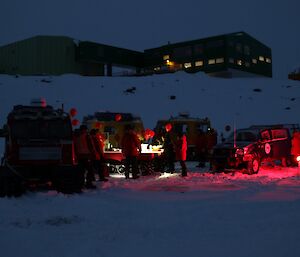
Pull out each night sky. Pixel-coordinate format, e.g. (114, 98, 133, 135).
(1, 0, 300, 79)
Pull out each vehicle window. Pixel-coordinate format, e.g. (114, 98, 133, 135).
(261, 130, 271, 141)
(226, 130, 257, 142)
(104, 126, 116, 135)
(197, 124, 208, 132)
(271, 129, 288, 139)
(11, 120, 72, 139)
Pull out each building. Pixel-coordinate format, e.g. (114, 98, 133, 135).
(0, 36, 105, 76)
(0, 32, 272, 78)
(144, 32, 272, 78)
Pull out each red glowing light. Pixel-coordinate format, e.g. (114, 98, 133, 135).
(144, 128, 155, 140)
(71, 119, 80, 126)
(69, 108, 77, 117)
(115, 114, 122, 122)
(165, 123, 172, 132)
(94, 122, 103, 129)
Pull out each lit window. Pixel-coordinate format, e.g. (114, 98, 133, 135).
(252, 58, 257, 64)
(259, 56, 265, 61)
(229, 58, 234, 64)
(237, 60, 242, 66)
(208, 59, 216, 65)
(266, 58, 271, 63)
(184, 62, 192, 68)
(163, 55, 170, 61)
(195, 60, 203, 67)
(216, 58, 224, 64)
(245, 62, 250, 67)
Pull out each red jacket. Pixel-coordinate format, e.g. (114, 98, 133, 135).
(291, 132, 300, 156)
(74, 131, 95, 160)
(175, 134, 187, 161)
(121, 130, 141, 157)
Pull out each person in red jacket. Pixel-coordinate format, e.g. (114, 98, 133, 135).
(121, 124, 141, 179)
(73, 125, 96, 188)
(175, 132, 188, 177)
(291, 131, 300, 165)
(90, 129, 108, 182)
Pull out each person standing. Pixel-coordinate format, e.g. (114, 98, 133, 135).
(90, 129, 108, 182)
(175, 132, 188, 177)
(73, 125, 96, 188)
(121, 125, 141, 179)
(163, 132, 176, 173)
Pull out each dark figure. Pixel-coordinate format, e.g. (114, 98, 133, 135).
(175, 132, 188, 177)
(90, 129, 108, 182)
(121, 125, 141, 179)
(196, 129, 207, 168)
(74, 125, 96, 188)
(163, 132, 176, 172)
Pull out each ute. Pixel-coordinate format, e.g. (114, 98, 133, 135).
(154, 113, 217, 160)
(0, 99, 83, 197)
(211, 125, 295, 174)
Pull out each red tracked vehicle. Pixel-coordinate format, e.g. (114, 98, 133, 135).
(0, 99, 83, 197)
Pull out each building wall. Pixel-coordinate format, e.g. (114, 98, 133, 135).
(0, 36, 104, 76)
(0, 32, 271, 78)
(225, 32, 272, 77)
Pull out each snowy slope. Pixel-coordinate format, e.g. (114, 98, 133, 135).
(1, 73, 300, 257)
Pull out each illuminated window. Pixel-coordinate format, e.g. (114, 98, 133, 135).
(229, 58, 234, 64)
(252, 58, 257, 64)
(184, 62, 192, 68)
(195, 60, 203, 67)
(216, 58, 224, 64)
(237, 60, 242, 66)
(266, 58, 272, 63)
(208, 59, 216, 65)
(245, 62, 250, 67)
(163, 55, 170, 61)
(259, 56, 265, 61)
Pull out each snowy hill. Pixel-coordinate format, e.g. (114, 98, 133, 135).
(1, 73, 300, 257)
(1, 72, 299, 132)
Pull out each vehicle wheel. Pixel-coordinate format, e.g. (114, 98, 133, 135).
(210, 162, 222, 173)
(247, 158, 260, 175)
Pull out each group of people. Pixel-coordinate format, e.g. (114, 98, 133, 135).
(73, 125, 108, 188)
(73, 124, 189, 188)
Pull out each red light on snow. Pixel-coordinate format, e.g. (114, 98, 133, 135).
(165, 123, 172, 132)
(71, 119, 80, 127)
(115, 114, 122, 122)
(69, 108, 77, 117)
(297, 156, 300, 162)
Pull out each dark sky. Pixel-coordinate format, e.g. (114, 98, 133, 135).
(1, 0, 300, 79)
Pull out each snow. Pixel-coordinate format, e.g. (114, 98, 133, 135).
(1, 73, 300, 257)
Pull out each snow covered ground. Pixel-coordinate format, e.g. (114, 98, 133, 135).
(0, 73, 300, 257)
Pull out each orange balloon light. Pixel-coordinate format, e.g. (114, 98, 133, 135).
(115, 114, 122, 122)
(69, 108, 77, 117)
(71, 119, 80, 127)
(165, 123, 172, 132)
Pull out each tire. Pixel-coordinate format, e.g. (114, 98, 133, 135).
(247, 157, 260, 175)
